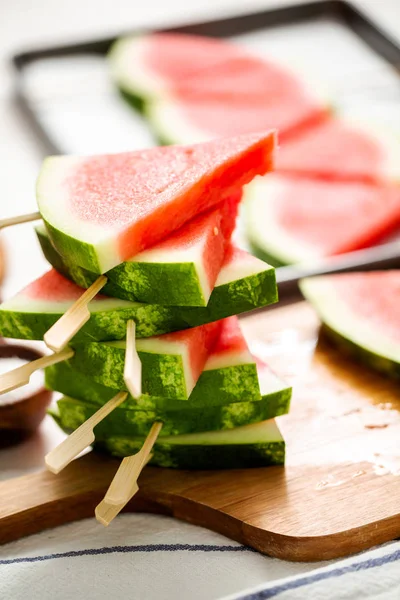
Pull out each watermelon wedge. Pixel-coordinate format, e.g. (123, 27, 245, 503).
(46, 316, 267, 409)
(37, 132, 276, 273)
(54, 364, 291, 438)
(110, 33, 327, 145)
(148, 95, 326, 147)
(108, 33, 245, 107)
(109, 191, 240, 306)
(46, 354, 290, 415)
(277, 116, 400, 184)
(70, 321, 221, 399)
(245, 174, 400, 266)
(36, 191, 240, 307)
(53, 411, 285, 469)
(0, 248, 277, 342)
(300, 271, 400, 377)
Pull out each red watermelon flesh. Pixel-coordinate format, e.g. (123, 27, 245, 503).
(22, 270, 106, 303)
(276, 178, 400, 256)
(211, 316, 248, 356)
(277, 118, 395, 183)
(143, 320, 223, 393)
(245, 173, 400, 265)
(300, 271, 400, 375)
(38, 131, 276, 273)
(174, 55, 322, 107)
(144, 33, 244, 84)
(322, 272, 400, 343)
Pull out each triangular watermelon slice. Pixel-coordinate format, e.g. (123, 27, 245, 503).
(300, 272, 400, 377)
(37, 132, 276, 273)
(110, 32, 327, 145)
(0, 247, 277, 344)
(148, 94, 326, 147)
(71, 320, 222, 399)
(277, 116, 400, 184)
(245, 174, 400, 265)
(92, 190, 240, 307)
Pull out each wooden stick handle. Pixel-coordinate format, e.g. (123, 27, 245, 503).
(105, 422, 163, 506)
(95, 454, 153, 527)
(0, 211, 41, 229)
(123, 319, 142, 399)
(45, 391, 128, 474)
(44, 275, 108, 352)
(0, 347, 74, 394)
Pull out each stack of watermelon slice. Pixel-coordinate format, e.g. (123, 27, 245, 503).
(0, 131, 291, 469)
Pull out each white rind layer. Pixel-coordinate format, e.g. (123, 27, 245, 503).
(36, 155, 121, 272)
(132, 232, 211, 302)
(300, 276, 400, 363)
(146, 96, 212, 145)
(216, 248, 273, 287)
(244, 174, 320, 265)
(160, 418, 283, 445)
(204, 349, 253, 372)
(108, 36, 168, 100)
(0, 294, 137, 314)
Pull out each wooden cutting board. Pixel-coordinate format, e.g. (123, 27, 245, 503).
(0, 302, 399, 561)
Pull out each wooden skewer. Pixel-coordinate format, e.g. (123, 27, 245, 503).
(0, 347, 74, 395)
(0, 211, 41, 229)
(95, 454, 153, 527)
(95, 422, 162, 526)
(105, 422, 162, 506)
(44, 275, 108, 352)
(45, 391, 128, 474)
(123, 320, 142, 399)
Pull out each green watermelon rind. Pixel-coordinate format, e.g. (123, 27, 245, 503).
(43, 219, 101, 274)
(0, 262, 277, 344)
(45, 359, 263, 410)
(30, 227, 278, 342)
(300, 276, 400, 378)
(55, 380, 291, 437)
(109, 260, 209, 307)
(39, 223, 213, 308)
(0, 302, 175, 345)
(53, 412, 285, 469)
(71, 342, 190, 399)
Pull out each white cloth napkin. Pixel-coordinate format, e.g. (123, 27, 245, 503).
(0, 513, 398, 600)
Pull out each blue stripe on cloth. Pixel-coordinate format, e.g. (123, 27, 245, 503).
(237, 547, 400, 599)
(0, 544, 256, 565)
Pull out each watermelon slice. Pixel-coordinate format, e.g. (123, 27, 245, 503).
(46, 356, 290, 416)
(148, 95, 326, 147)
(54, 364, 291, 438)
(108, 33, 245, 107)
(109, 191, 240, 306)
(70, 320, 221, 399)
(245, 174, 400, 266)
(37, 132, 276, 273)
(46, 316, 268, 409)
(277, 116, 400, 184)
(53, 411, 285, 469)
(110, 33, 327, 145)
(0, 248, 277, 343)
(35, 193, 239, 307)
(300, 271, 400, 377)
